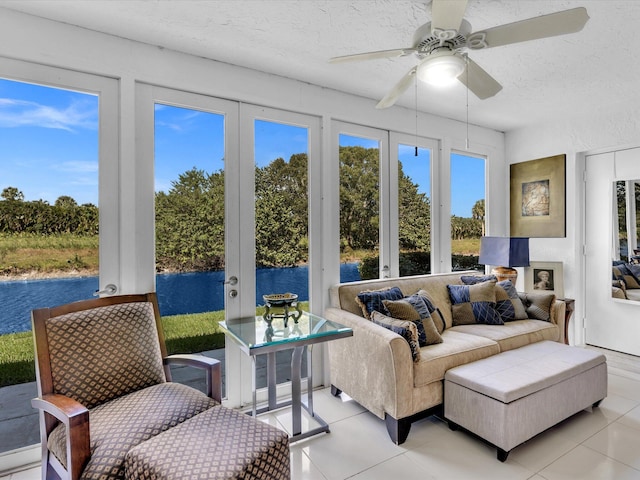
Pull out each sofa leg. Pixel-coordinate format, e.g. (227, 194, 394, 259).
(330, 385, 342, 397)
(497, 448, 509, 462)
(385, 415, 411, 445)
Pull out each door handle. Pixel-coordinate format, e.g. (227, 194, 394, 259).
(94, 284, 117, 296)
(223, 276, 238, 286)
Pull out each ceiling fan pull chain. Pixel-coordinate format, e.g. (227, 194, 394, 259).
(415, 74, 419, 156)
(465, 54, 470, 150)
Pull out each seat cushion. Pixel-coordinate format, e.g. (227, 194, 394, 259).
(48, 382, 216, 480)
(445, 340, 607, 403)
(413, 330, 500, 387)
(449, 319, 559, 352)
(125, 405, 290, 480)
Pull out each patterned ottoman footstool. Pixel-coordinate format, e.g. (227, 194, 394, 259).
(125, 405, 290, 480)
(444, 341, 607, 462)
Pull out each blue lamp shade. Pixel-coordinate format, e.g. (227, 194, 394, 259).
(479, 237, 530, 268)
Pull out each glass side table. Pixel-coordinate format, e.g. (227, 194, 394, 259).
(221, 312, 352, 442)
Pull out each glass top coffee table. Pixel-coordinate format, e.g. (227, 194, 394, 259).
(221, 311, 352, 442)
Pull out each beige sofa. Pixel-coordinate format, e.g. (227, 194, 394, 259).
(612, 261, 640, 301)
(324, 271, 566, 444)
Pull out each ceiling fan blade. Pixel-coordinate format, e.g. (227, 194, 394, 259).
(376, 66, 418, 109)
(329, 48, 415, 63)
(468, 7, 589, 50)
(431, 0, 468, 33)
(458, 57, 502, 100)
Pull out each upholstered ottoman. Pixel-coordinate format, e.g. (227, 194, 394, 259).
(444, 341, 607, 461)
(124, 405, 290, 480)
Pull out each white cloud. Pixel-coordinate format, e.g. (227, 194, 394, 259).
(0, 97, 98, 132)
(53, 160, 99, 174)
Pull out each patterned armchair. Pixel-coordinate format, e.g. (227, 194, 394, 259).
(30, 293, 223, 480)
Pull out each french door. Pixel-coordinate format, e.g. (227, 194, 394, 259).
(235, 104, 321, 407)
(138, 86, 321, 407)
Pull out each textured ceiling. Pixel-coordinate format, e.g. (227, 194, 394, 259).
(2, 0, 640, 132)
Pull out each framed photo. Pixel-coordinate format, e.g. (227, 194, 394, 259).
(510, 154, 566, 237)
(525, 261, 564, 298)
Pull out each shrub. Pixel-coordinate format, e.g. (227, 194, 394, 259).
(359, 252, 480, 280)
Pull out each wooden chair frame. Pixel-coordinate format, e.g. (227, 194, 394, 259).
(31, 292, 221, 480)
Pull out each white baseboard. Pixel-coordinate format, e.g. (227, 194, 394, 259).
(0, 444, 40, 476)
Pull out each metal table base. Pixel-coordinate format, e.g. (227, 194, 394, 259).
(252, 344, 329, 442)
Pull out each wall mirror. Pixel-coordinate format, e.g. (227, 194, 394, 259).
(611, 179, 640, 301)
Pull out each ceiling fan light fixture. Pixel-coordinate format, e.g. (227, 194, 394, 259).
(417, 52, 466, 86)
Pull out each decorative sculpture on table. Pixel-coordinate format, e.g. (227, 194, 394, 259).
(263, 293, 302, 328)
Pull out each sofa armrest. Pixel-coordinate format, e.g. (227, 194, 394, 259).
(164, 354, 222, 403)
(550, 299, 567, 343)
(323, 307, 414, 420)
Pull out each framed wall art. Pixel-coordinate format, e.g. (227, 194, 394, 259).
(510, 154, 566, 237)
(524, 261, 564, 298)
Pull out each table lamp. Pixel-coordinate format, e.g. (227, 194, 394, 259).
(479, 236, 530, 283)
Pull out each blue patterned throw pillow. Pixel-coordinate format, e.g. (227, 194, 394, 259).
(416, 289, 447, 333)
(383, 297, 443, 346)
(496, 280, 528, 321)
(355, 286, 404, 319)
(371, 311, 421, 362)
(460, 276, 528, 322)
(460, 274, 497, 285)
(447, 282, 503, 325)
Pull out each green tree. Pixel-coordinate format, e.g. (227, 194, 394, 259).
(155, 167, 225, 271)
(339, 146, 380, 250)
(398, 161, 430, 251)
(54, 196, 78, 208)
(255, 154, 309, 267)
(1, 187, 24, 202)
(472, 199, 485, 236)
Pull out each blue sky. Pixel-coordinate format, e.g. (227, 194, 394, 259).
(1, 78, 484, 216)
(0, 79, 99, 205)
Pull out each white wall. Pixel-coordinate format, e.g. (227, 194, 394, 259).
(0, 7, 507, 304)
(506, 107, 640, 346)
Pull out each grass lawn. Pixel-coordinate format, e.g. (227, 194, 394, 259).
(0, 302, 309, 388)
(0, 233, 98, 276)
(451, 238, 481, 255)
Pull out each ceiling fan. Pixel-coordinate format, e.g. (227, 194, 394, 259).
(330, 1, 589, 109)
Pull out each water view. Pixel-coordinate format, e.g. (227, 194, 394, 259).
(0, 263, 360, 335)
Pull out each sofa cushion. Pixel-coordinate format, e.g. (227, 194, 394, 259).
(612, 285, 626, 299)
(460, 276, 527, 322)
(448, 282, 504, 326)
(355, 286, 404, 319)
(450, 319, 559, 352)
(518, 292, 556, 321)
(371, 311, 421, 362)
(384, 296, 443, 346)
(416, 289, 447, 333)
(413, 330, 500, 387)
(613, 262, 640, 289)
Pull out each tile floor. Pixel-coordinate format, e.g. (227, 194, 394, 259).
(3, 364, 640, 479)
